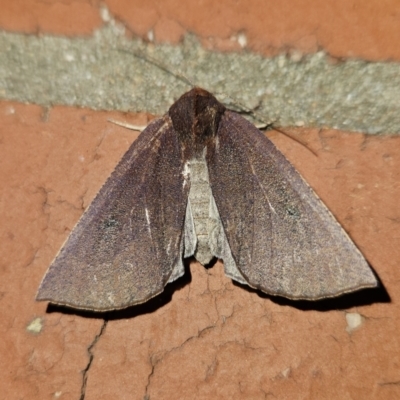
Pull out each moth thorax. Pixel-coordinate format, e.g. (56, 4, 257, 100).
(193, 106, 221, 139)
(168, 87, 225, 144)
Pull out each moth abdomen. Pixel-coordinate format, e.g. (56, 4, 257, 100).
(186, 154, 220, 265)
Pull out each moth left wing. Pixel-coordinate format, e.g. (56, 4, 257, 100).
(206, 111, 377, 300)
(37, 117, 189, 310)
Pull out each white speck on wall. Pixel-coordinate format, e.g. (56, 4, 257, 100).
(278, 55, 286, 68)
(26, 317, 43, 334)
(281, 367, 291, 378)
(107, 292, 115, 304)
(346, 312, 363, 333)
(5, 106, 15, 115)
(99, 5, 111, 22)
(237, 33, 247, 48)
(290, 50, 303, 62)
(54, 391, 62, 398)
(147, 29, 154, 42)
(64, 52, 75, 62)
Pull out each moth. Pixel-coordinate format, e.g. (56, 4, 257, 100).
(37, 88, 377, 311)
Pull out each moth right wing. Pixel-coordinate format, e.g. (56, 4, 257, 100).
(37, 117, 189, 311)
(206, 111, 377, 300)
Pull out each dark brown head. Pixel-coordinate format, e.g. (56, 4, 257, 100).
(168, 88, 226, 151)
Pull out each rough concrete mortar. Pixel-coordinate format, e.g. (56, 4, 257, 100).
(1, 25, 400, 134)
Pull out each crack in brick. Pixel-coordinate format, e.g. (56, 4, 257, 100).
(143, 360, 155, 400)
(261, 388, 276, 399)
(379, 380, 400, 386)
(35, 185, 52, 231)
(204, 357, 218, 381)
(23, 247, 39, 269)
(144, 324, 216, 399)
(79, 320, 107, 400)
(83, 129, 109, 171)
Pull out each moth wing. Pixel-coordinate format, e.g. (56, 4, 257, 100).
(207, 111, 377, 300)
(37, 117, 189, 310)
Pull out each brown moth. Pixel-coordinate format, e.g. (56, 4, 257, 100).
(36, 88, 377, 311)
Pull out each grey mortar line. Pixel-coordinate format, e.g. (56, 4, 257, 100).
(0, 18, 399, 134)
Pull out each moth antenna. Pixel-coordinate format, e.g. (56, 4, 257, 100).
(107, 118, 146, 132)
(116, 48, 194, 88)
(218, 93, 276, 129)
(222, 94, 318, 157)
(269, 126, 319, 157)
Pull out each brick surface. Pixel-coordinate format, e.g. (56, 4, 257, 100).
(1, 0, 400, 60)
(1, 1, 400, 399)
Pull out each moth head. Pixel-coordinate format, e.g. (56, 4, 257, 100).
(169, 88, 226, 146)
